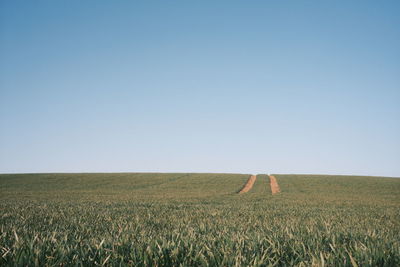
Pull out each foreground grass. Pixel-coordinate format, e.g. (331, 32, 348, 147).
(1, 173, 399, 266)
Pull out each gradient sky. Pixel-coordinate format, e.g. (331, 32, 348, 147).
(1, 1, 399, 176)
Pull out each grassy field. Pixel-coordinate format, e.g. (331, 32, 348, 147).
(1, 173, 399, 266)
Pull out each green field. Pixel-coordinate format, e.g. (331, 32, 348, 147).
(1, 173, 399, 266)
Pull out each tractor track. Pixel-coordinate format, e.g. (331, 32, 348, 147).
(269, 175, 281, 194)
(238, 175, 257, 194)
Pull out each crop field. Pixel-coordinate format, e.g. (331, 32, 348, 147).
(1, 173, 399, 266)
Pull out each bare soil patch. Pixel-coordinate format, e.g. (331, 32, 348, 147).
(238, 175, 257, 194)
(269, 175, 281, 194)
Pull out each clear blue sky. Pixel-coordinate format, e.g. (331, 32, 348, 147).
(1, 1, 399, 176)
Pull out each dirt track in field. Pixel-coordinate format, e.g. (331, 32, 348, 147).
(269, 175, 280, 194)
(238, 175, 257, 194)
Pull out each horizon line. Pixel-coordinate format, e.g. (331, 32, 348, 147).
(0, 171, 398, 179)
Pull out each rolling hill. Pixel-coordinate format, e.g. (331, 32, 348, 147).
(1, 173, 399, 266)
